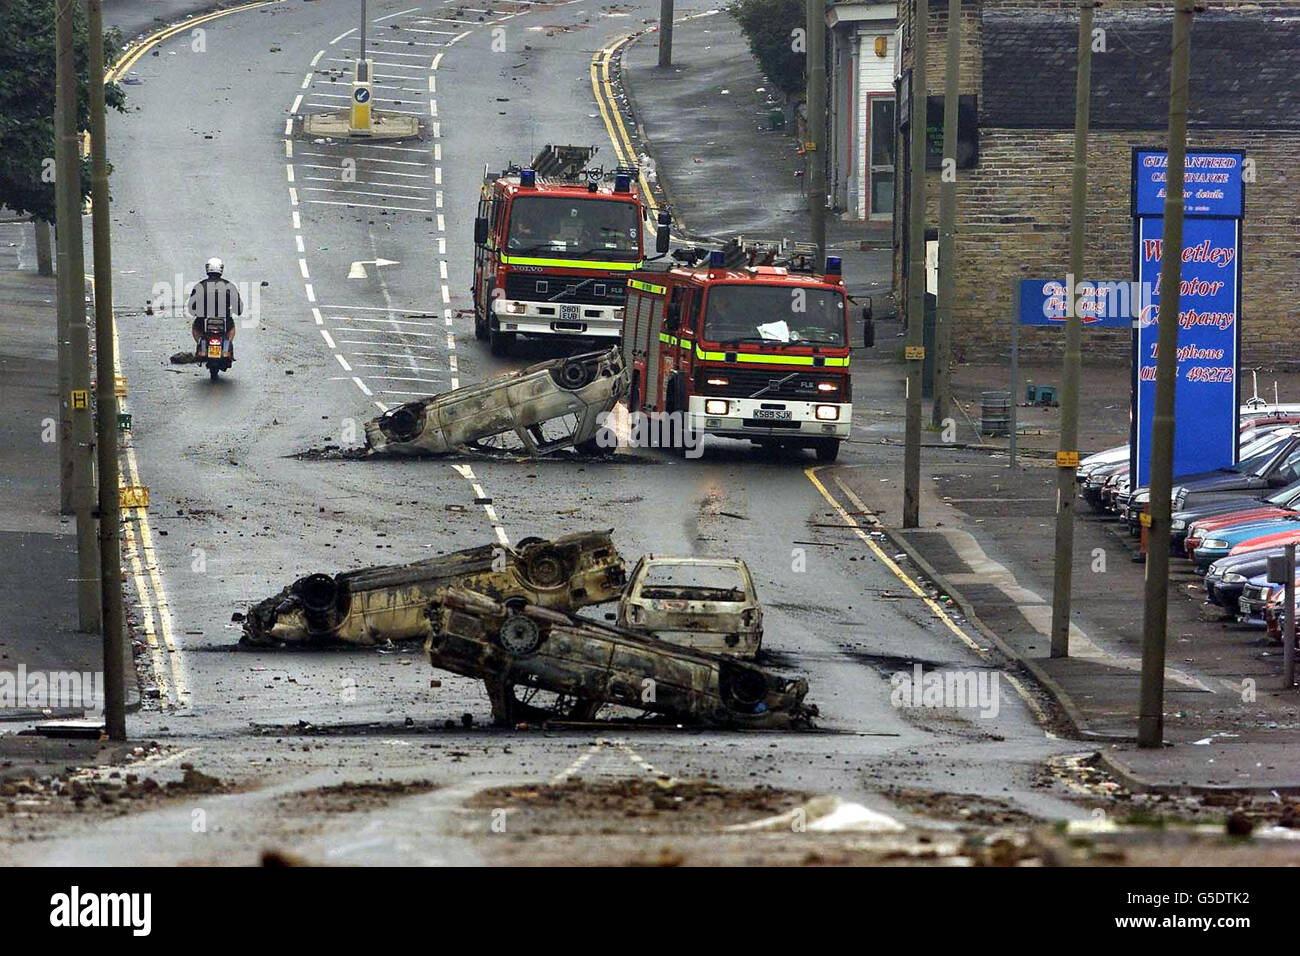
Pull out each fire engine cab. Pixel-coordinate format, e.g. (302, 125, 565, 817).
(472, 145, 669, 356)
(622, 247, 853, 461)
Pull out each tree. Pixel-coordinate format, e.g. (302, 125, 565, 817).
(0, 0, 126, 223)
(727, 0, 807, 97)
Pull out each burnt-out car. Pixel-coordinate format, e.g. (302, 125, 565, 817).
(241, 531, 625, 646)
(426, 588, 817, 728)
(364, 346, 627, 457)
(617, 555, 763, 658)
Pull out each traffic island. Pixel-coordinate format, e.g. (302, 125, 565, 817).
(299, 109, 420, 141)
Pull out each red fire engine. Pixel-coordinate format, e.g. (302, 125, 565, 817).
(471, 145, 669, 356)
(621, 247, 853, 461)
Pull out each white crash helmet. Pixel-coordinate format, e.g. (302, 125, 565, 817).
(204, 257, 224, 277)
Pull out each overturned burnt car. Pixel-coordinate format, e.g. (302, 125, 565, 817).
(241, 531, 625, 646)
(364, 346, 626, 456)
(426, 588, 817, 728)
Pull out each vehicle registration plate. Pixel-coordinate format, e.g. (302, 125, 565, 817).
(560, 304, 581, 322)
(207, 343, 222, 359)
(753, 409, 793, 421)
(1239, 597, 1252, 615)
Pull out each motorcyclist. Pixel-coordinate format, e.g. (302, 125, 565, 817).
(189, 258, 242, 356)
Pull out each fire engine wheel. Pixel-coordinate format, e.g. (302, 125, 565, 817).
(489, 328, 515, 356)
(814, 439, 841, 462)
(474, 311, 487, 341)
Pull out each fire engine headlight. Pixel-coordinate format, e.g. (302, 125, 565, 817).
(704, 399, 729, 416)
(505, 301, 526, 314)
(817, 382, 838, 393)
(815, 404, 839, 421)
(706, 377, 729, 387)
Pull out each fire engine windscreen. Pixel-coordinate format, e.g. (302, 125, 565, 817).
(506, 196, 641, 260)
(702, 285, 847, 346)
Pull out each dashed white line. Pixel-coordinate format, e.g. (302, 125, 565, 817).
(319, 328, 336, 348)
(335, 353, 353, 372)
(352, 377, 373, 396)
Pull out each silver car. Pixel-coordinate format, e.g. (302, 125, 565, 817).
(365, 346, 627, 456)
(617, 556, 763, 658)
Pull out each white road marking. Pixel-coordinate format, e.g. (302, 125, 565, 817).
(334, 327, 440, 338)
(284, 140, 293, 157)
(431, 52, 443, 69)
(293, 211, 301, 229)
(312, 307, 323, 325)
(305, 283, 316, 302)
(335, 353, 352, 372)
(291, 93, 302, 113)
(329, 28, 357, 44)
(301, 72, 312, 89)
(289, 186, 299, 205)
(310, 49, 324, 66)
(352, 376, 373, 396)
(306, 200, 435, 213)
(296, 235, 305, 252)
(319, 328, 336, 348)
(302, 176, 432, 192)
(374, 6, 421, 21)
(298, 258, 310, 278)
(334, 315, 440, 327)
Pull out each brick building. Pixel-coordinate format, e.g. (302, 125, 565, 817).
(830, 0, 1300, 365)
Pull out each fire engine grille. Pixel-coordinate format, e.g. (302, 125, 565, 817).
(504, 273, 628, 306)
(697, 367, 844, 401)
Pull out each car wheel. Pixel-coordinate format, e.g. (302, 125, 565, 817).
(553, 358, 596, 390)
(497, 613, 542, 655)
(523, 545, 569, 589)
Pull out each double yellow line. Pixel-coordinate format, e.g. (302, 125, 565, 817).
(95, 0, 283, 708)
(590, 38, 658, 219)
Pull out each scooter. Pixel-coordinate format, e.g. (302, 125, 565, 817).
(201, 316, 234, 381)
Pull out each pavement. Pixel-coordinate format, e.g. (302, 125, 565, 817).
(616, 9, 893, 307)
(0, 224, 138, 728)
(613, 9, 1300, 794)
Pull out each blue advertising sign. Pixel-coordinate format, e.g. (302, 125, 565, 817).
(1133, 150, 1245, 219)
(1132, 216, 1241, 486)
(1018, 279, 1135, 328)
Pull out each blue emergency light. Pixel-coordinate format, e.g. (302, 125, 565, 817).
(520, 168, 536, 187)
(825, 256, 842, 275)
(614, 174, 631, 193)
(708, 250, 725, 268)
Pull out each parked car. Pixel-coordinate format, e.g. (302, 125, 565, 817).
(1194, 518, 1300, 572)
(426, 588, 817, 728)
(242, 531, 626, 645)
(1182, 490, 1300, 559)
(1203, 548, 1287, 610)
(616, 556, 763, 658)
(1172, 478, 1300, 552)
(1125, 428, 1300, 535)
(364, 346, 627, 456)
(1234, 569, 1300, 627)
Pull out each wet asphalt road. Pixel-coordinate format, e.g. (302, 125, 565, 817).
(8, 0, 1089, 864)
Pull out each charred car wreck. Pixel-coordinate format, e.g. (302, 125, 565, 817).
(242, 531, 626, 646)
(364, 346, 626, 457)
(427, 589, 816, 728)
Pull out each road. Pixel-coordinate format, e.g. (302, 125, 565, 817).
(3, 0, 1089, 864)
